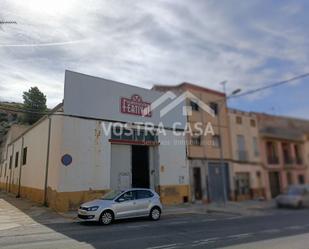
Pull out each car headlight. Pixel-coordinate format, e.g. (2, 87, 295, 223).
(87, 206, 99, 211)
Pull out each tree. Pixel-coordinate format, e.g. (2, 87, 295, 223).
(22, 87, 47, 124)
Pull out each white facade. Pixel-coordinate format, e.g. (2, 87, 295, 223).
(0, 71, 190, 211)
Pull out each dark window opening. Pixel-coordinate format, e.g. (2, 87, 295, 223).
(23, 147, 28, 165)
(9, 155, 13, 169)
(209, 102, 218, 115)
(250, 119, 256, 127)
(191, 135, 201, 146)
(15, 152, 19, 168)
(236, 116, 242, 124)
(190, 101, 199, 111)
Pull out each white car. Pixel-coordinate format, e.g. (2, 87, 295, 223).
(276, 185, 309, 208)
(78, 188, 162, 225)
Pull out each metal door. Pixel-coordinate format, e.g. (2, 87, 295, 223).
(110, 144, 131, 190)
(208, 162, 230, 202)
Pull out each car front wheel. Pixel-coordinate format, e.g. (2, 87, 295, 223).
(150, 207, 161, 221)
(99, 210, 114, 225)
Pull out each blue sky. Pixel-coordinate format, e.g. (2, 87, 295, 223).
(1, 0, 309, 118)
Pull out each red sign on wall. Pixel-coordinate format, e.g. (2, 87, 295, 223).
(120, 95, 152, 117)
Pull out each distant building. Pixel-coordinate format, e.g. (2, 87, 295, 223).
(256, 113, 309, 199)
(228, 109, 265, 201)
(154, 83, 232, 203)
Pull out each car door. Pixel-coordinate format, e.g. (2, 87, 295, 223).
(113, 191, 137, 219)
(134, 190, 154, 216)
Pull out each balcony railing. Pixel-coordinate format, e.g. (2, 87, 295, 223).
(237, 150, 248, 162)
(267, 156, 279, 165)
(296, 157, 303, 165)
(283, 157, 294, 165)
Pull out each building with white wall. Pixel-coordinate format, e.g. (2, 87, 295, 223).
(0, 71, 190, 211)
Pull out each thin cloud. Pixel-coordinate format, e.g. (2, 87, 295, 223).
(0, 0, 308, 113)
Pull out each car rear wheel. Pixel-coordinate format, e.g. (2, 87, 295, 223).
(150, 207, 161, 221)
(99, 210, 114, 225)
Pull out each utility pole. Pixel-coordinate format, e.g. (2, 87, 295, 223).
(217, 81, 241, 206)
(218, 81, 228, 206)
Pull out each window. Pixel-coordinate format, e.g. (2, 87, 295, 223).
(250, 119, 256, 127)
(298, 175, 305, 184)
(9, 155, 12, 169)
(237, 135, 247, 161)
(235, 173, 250, 196)
(190, 101, 199, 111)
(135, 190, 154, 199)
(191, 135, 201, 146)
(253, 137, 259, 156)
(236, 116, 242, 124)
(212, 135, 221, 147)
(266, 141, 278, 164)
(209, 102, 218, 115)
(117, 191, 135, 202)
(22, 147, 28, 165)
(15, 152, 19, 168)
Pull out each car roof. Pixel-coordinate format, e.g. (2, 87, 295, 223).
(125, 188, 154, 191)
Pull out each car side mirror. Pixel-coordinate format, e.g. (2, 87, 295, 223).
(117, 197, 126, 202)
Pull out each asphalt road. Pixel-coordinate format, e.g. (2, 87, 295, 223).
(1, 208, 309, 249)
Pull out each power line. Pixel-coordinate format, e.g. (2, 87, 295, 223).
(228, 72, 309, 99)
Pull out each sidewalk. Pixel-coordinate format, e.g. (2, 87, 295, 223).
(206, 200, 276, 216)
(163, 200, 276, 216)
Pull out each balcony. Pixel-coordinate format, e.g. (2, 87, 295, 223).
(267, 156, 279, 165)
(283, 156, 294, 165)
(296, 157, 303, 165)
(237, 150, 248, 162)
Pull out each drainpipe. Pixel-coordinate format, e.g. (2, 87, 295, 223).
(16, 136, 24, 198)
(43, 117, 52, 206)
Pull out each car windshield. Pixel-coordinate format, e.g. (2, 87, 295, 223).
(100, 190, 123, 200)
(287, 187, 305, 196)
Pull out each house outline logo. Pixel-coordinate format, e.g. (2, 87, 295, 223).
(142, 91, 215, 118)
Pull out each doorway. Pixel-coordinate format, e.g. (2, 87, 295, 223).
(193, 167, 202, 200)
(208, 163, 230, 202)
(269, 172, 281, 198)
(132, 145, 150, 188)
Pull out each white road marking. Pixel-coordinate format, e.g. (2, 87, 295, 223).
(285, 225, 304, 230)
(192, 240, 216, 246)
(193, 237, 220, 243)
(146, 243, 178, 249)
(227, 233, 252, 239)
(226, 216, 243, 220)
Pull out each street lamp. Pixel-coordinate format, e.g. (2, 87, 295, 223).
(217, 87, 241, 206)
